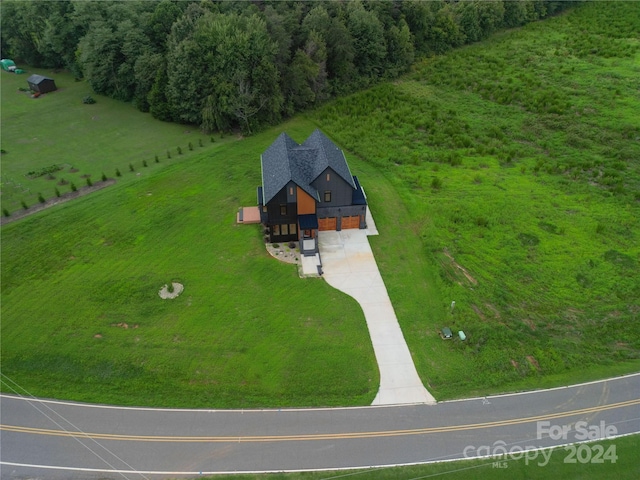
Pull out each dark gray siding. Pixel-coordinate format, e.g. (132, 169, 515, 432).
(285, 181, 297, 203)
(311, 168, 353, 208)
(265, 186, 298, 242)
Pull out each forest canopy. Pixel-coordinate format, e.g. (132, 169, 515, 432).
(1, 0, 577, 133)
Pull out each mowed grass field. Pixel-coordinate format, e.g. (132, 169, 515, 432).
(0, 68, 223, 214)
(1, 1, 639, 407)
(1, 112, 380, 407)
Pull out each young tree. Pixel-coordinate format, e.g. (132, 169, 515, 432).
(302, 5, 356, 93)
(347, 4, 387, 79)
(401, 0, 435, 55)
(286, 30, 328, 110)
(134, 52, 163, 112)
(304, 30, 329, 102)
(148, 65, 173, 122)
(454, 0, 505, 44)
(262, 5, 294, 77)
(384, 18, 415, 77)
(504, 0, 530, 28)
(426, 3, 464, 54)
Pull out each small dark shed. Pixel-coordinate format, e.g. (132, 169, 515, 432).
(27, 74, 57, 94)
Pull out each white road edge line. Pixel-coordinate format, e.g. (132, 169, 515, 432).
(2, 371, 638, 412)
(441, 371, 640, 404)
(2, 432, 639, 476)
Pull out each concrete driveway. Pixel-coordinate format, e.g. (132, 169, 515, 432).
(318, 213, 436, 405)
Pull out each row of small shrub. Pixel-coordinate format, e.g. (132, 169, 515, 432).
(3, 172, 113, 217)
(7, 135, 219, 217)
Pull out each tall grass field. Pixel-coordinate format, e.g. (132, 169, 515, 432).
(311, 1, 640, 398)
(1, 1, 639, 407)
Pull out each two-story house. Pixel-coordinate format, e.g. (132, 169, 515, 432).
(258, 129, 367, 256)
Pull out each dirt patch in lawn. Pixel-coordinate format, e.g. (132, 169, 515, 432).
(485, 303, 501, 318)
(159, 282, 184, 299)
(526, 355, 540, 371)
(471, 304, 486, 321)
(111, 322, 139, 329)
(442, 248, 478, 286)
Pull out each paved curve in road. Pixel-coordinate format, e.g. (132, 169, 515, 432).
(1, 373, 639, 479)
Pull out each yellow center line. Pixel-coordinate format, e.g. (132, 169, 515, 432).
(2, 399, 638, 443)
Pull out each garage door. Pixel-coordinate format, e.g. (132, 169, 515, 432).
(318, 217, 337, 231)
(341, 216, 360, 229)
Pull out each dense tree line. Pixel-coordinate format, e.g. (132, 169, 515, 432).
(1, 0, 577, 133)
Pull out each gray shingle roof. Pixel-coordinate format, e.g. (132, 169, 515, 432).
(302, 129, 356, 189)
(261, 129, 355, 204)
(27, 74, 53, 85)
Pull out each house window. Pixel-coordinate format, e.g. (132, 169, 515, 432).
(326, 173, 330, 182)
(290, 224, 297, 235)
(273, 224, 280, 236)
(324, 191, 331, 203)
(282, 224, 289, 235)
(289, 187, 294, 196)
(304, 229, 311, 238)
(280, 205, 287, 216)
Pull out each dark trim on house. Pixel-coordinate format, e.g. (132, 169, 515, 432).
(258, 130, 368, 255)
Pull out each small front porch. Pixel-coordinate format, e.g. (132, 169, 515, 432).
(298, 214, 319, 257)
(265, 241, 322, 277)
(300, 237, 318, 257)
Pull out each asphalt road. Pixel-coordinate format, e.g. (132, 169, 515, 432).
(1, 373, 639, 479)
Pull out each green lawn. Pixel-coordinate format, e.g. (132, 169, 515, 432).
(197, 435, 640, 480)
(0, 68, 226, 214)
(1, 120, 380, 408)
(2, 1, 639, 407)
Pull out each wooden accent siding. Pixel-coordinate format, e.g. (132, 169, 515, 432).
(296, 187, 316, 214)
(319, 217, 337, 231)
(341, 216, 360, 229)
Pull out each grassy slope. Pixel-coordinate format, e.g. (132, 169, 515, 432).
(310, 1, 640, 399)
(1, 119, 379, 408)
